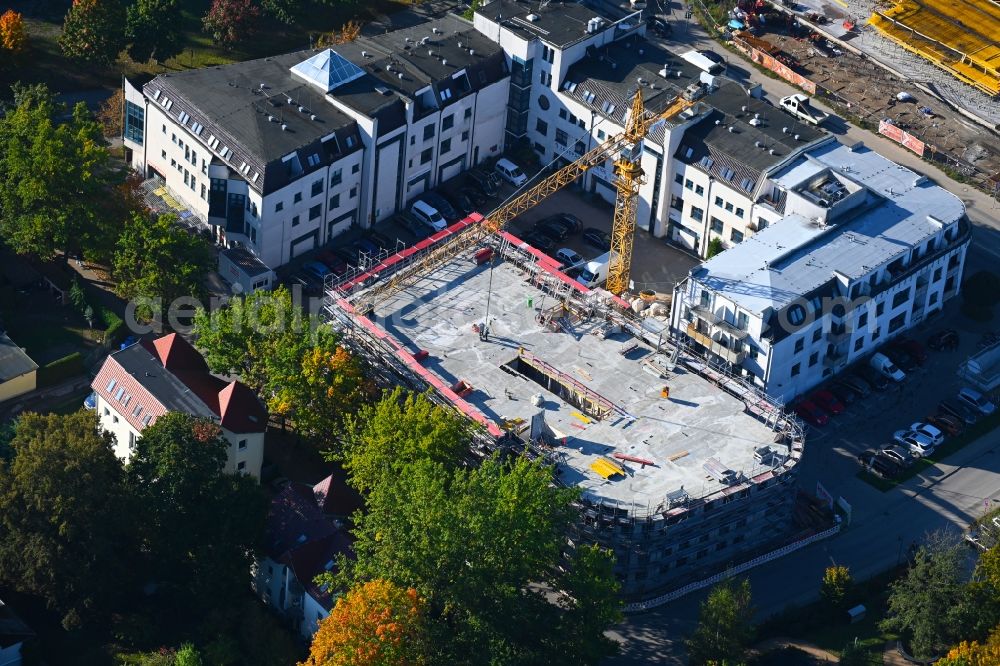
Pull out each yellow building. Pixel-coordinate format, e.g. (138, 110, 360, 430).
(0, 333, 38, 403)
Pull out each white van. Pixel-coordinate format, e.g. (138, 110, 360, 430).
(870, 352, 905, 382)
(679, 49, 727, 76)
(409, 199, 447, 231)
(495, 158, 527, 186)
(577, 251, 617, 289)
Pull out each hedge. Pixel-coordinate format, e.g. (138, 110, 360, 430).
(36, 352, 84, 388)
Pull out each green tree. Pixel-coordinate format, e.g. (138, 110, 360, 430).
(125, 413, 267, 605)
(175, 643, 204, 666)
(259, 0, 300, 24)
(706, 237, 724, 259)
(881, 531, 969, 660)
(330, 454, 621, 664)
(0, 83, 121, 263)
(686, 578, 754, 666)
(112, 212, 213, 316)
(821, 565, 852, 610)
(0, 411, 133, 628)
(337, 388, 471, 494)
(838, 641, 869, 666)
(125, 0, 182, 62)
(202, 0, 261, 49)
(59, 0, 126, 65)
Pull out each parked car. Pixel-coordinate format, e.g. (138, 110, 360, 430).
(857, 364, 890, 390)
(495, 157, 528, 186)
(927, 413, 963, 436)
(794, 399, 829, 426)
(647, 14, 672, 37)
(893, 338, 928, 363)
(809, 389, 845, 415)
(857, 450, 901, 478)
(893, 430, 937, 457)
(466, 170, 499, 197)
(460, 186, 489, 207)
(521, 231, 555, 253)
(555, 248, 584, 267)
(316, 249, 348, 276)
(909, 421, 944, 447)
(353, 237, 380, 257)
(884, 347, 917, 373)
(928, 329, 959, 351)
(366, 230, 394, 250)
(870, 352, 906, 382)
(540, 213, 583, 235)
(535, 219, 569, 242)
(331, 246, 359, 266)
(420, 192, 460, 222)
(302, 261, 330, 281)
(837, 374, 872, 397)
(827, 382, 858, 405)
(939, 399, 979, 425)
(409, 200, 448, 231)
(395, 211, 432, 239)
(288, 272, 321, 296)
(440, 190, 475, 217)
(583, 227, 611, 251)
(958, 387, 996, 415)
(879, 445, 911, 467)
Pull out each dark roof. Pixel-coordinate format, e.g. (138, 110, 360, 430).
(145, 53, 364, 194)
(0, 598, 33, 649)
(0, 333, 37, 383)
(312, 472, 363, 517)
(93, 333, 267, 434)
(220, 247, 272, 278)
(674, 84, 827, 193)
(477, 0, 618, 48)
(562, 37, 704, 128)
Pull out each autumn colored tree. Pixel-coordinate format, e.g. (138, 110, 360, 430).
(202, 0, 261, 49)
(316, 20, 362, 47)
(96, 88, 124, 137)
(939, 624, 1000, 666)
(60, 0, 126, 65)
(0, 9, 27, 55)
(301, 579, 429, 666)
(821, 565, 853, 610)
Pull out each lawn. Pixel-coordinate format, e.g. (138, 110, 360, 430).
(1, 0, 408, 99)
(1, 292, 103, 365)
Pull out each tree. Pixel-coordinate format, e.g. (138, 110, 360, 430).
(939, 624, 1000, 666)
(112, 212, 214, 318)
(59, 0, 126, 65)
(337, 388, 470, 494)
(686, 578, 754, 666)
(175, 643, 204, 666)
(301, 579, 429, 666)
(125, 413, 267, 605)
(821, 565, 852, 610)
(0, 411, 134, 628)
(0, 9, 27, 54)
(259, 0, 299, 24)
(125, 0, 182, 62)
(0, 83, 121, 263)
(96, 88, 125, 138)
(881, 531, 970, 660)
(202, 0, 261, 49)
(331, 454, 621, 664)
(316, 19, 361, 47)
(706, 237, 724, 259)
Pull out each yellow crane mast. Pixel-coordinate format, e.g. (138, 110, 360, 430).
(349, 90, 693, 313)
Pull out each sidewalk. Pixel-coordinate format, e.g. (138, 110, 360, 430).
(752, 637, 839, 662)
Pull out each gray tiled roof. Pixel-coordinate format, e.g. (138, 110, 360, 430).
(0, 333, 37, 383)
(477, 0, 619, 48)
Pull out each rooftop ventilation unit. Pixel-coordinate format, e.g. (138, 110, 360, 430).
(527, 13, 539, 21)
(405, 36, 413, 43)
(457, 41, 463, 48)
(749, 117, 762, 127)
(428, 49, 434, 57)
(728, 126, 736, 133)
(658, 67, 668, 77)
(754, 112, 761, 119)
(375, 85, 391, 95)
(420, 36, 430, 45)
(769, 148, 777, 155)
(310, 114, 317, 121)
(259, 82, 266, 89)
(432, 26, 441, 33)
(637, 77, 647, 85)
(361, 50, 368, 57)
(398, 72, 404, 79)
(298, 106, 306, 113)
(442, 59, 448, 66)
(281, 124, 288, 131)
(267, 115, 276, 122)
(469, 48, 475, 56)
(676, 70, 682, 78)
(754, 141, 763, 148)
(639, 49, 644, 55)
(286, 97, 294, 105)
(794, 134, 801, 141)
(741, 105, 748, 112)
(715, 119, 721, 125)
(782, 127, 789, 133)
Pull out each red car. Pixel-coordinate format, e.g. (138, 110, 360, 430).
(316, 249, 348, 277)
(809, 389, 845, 415)
(795, 400, 830, 426)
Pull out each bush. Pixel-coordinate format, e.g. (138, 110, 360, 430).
(104, 308, 127, 345)
(963, 271, 1000, 308)
(37, 352, 84, 387)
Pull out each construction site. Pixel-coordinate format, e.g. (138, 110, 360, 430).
(323, 212, 814, 598)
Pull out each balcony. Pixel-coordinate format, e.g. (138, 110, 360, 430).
(687, 323, 747, 364)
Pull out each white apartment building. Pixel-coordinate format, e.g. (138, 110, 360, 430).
(124, 14, 509, 270)
(670, 140, 970, 403)
(90, 334, 267, 478)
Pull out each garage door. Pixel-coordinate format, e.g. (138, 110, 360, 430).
(439, 157, 465, 183)
(290, 233, 316, 259)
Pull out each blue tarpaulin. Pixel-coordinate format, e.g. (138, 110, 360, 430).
(728, 19, 746, 28)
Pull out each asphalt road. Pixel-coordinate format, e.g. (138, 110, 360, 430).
(603, 6, 1000, 664)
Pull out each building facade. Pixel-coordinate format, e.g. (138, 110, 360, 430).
(124, 15, 509, 271)
(91, 334, 267, 478)
(671, 140, 970, 403)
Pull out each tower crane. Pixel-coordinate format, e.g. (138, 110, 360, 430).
(347, 89, 695, 313)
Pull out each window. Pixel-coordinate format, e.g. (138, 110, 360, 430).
(854, 337, 864, 351)
(275, 201, 283, 212)
(238, 439, 247, 450)
(892, 288, 910, 308)
(112, 415, 119, 424)
(331, 169, 342, 186)
(162, 124, 166, 133)
(170, 158, 176, 168)
(103, 407, 110, 417)
(871, 327, 881, 341)
(352, 163, 359, 174)
(124, 100, 144, 144)
(725, 202, 734, 212)
(291, 215, 300, 227)
(812, 328, 822, 342)
(858, 312, 868, 328)
(757, 217, 768, 230)
(730, 229, 744, 243)
(690, 206, 704, 223)
(161, 149, 166, 159)
(735, 207, 744, 218)
(440, 138, 451, 154)
(294, 192, 302, 204)
(694, 184, 704, 196)
(597, 129, 606, 140)
(461, 130, 469, 142)
(311, 179, 323, 197)
(788, 305, 806, 326)
(559, 109, 567, 120)
(555, 129, 568, 146)
(933, 267, 943, 282)
(794, 338, 804, 353)
(237, 461, 246, 472)
(808, 352, 819, 367)
(791, 363, 801, 377)
(675, 173, 684, 185)
(464, 108, 472, 119)
(106, 378, 117, 393)
(443, 114, 454, 130)
(171, 132, 176, 144)
(685, 179, 694, 190)
(309, 204, 321, 220)
(330, 194, 340, 209)
(714, 196, 724, 207)
(350, 186, 357, 199)
(535, 118, 548, 136)
(888, 313, 906, 333)
(710, 217, 723, 234)
(410, 135, 415, 146)
(420, 148, 432, 165)
(876, 301, 885, 316)
(737, 311, 749, 331)
(423, 124, 435, 140)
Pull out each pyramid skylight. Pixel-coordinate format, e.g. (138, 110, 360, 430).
(290, 49, 365, 93)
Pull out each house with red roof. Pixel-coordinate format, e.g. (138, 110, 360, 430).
(90, 333, 268, 478)
(252, 476, 355, 639)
